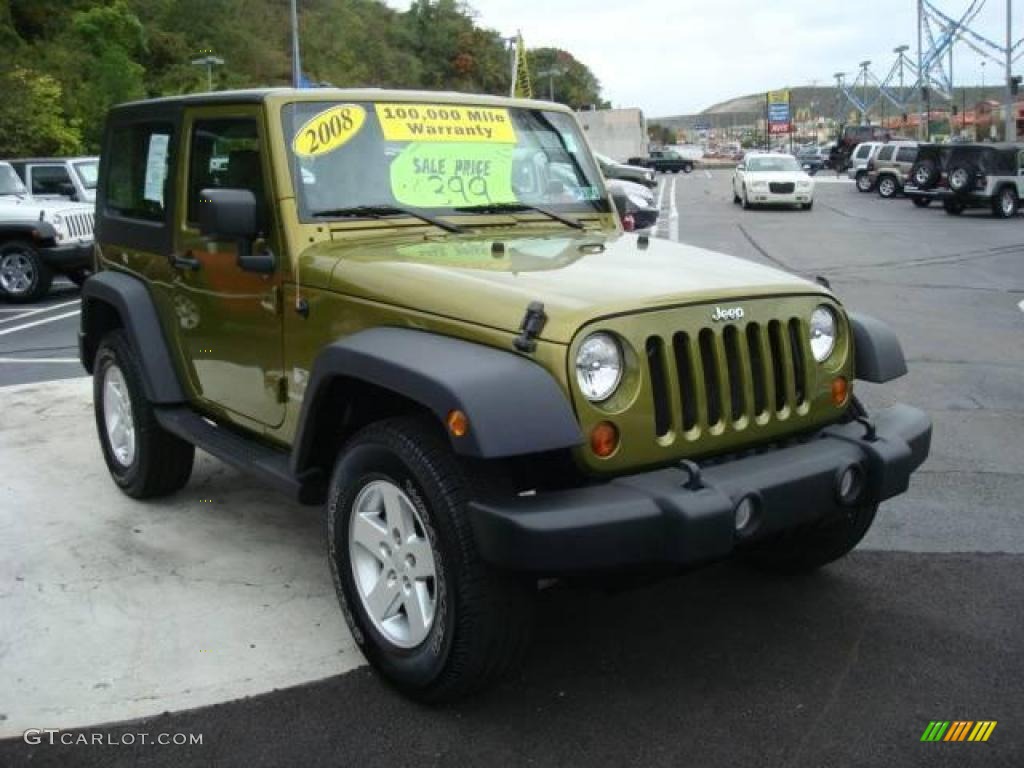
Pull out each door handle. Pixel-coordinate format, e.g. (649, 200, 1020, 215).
(172, 252, 201, 271)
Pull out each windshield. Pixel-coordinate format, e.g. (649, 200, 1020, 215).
(747, 156, 801, 173)
(282, 101, 610, 221)
(0, 164, 28, 196)
(72, 160, 99, 189)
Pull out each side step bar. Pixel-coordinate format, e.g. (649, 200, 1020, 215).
(154, 406, 324, 504)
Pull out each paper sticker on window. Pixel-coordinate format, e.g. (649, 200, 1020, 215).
(376, 104, 516, 144)
(292, 104, 366, 157)
(390, 143, 515, 208)
(143, 133, 169, 205)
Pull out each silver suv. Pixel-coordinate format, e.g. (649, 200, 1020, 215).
(905, 143, 1023, 218)
(848, 142, 883, 192)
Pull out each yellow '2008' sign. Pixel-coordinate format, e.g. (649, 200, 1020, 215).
(292, 105, 366, 157)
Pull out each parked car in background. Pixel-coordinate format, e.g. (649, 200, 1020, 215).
(627, 149, 694, 174)
(0, 161, 95, 301)
(732, 152, 815, 209)
(594, 152, 657, 188)
(867, 141, 919, 199)
(905, 142, 1023, 217)
(848, 142, 885, 192)
(796, 145, 828, 175)
(607, 178, 658, 231)
(7, 156, 99, 204)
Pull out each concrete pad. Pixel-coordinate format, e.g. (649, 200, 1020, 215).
(0, 379, 363, 738)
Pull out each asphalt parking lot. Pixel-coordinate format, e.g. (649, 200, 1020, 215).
(1, 171, 1022, 767)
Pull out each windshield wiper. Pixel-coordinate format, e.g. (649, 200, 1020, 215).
(453, 203, 584, 230)
(311, 205, 465, 233)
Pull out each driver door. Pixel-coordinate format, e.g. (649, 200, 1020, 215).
(169, 107, 286, 428)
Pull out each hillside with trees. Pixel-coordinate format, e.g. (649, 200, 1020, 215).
(0, 0, 606, 156)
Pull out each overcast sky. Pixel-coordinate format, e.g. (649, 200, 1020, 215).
(385, 0, 1016, 116)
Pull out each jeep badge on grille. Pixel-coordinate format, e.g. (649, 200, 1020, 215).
(711, 306, 745, 322)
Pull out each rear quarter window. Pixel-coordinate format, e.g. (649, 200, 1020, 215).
(895, 147, 917, 162)
(105, 123, 174, 222)
(877, 146, 895, 161)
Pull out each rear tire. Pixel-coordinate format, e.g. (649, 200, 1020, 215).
(0, 241, 53, 303)
(877, 176, 898, 199)
(93, 330, 195, 498)
(742, 503, 879, 574)
(327, 415, 534, 703)
(911, 197, 931, 208)
(992, 187, 1019, 218)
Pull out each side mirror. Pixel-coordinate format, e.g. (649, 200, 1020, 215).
(198, 188, 274, 273)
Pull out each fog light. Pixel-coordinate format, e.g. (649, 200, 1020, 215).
(590, 421, 620, 458)
(836, 465, 864, 505)
(734, 495, 757, 532)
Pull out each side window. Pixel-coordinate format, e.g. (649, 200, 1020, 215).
(106, 123, 173, 221)
(877, 146, 895, 161)
(30, 165, 73, 196)
(187, 118, 262, 225)
(855, 145, 870, 159)
(896, 147, 917, 163)
(1018, 151, 1024, 173)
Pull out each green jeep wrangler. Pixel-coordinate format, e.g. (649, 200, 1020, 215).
(80, 89, 931, 702)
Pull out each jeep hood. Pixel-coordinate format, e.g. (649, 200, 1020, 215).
(315, 230, 825, 344)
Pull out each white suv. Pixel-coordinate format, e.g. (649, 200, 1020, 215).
(847, 142, 884, 192)
(0, 161, 95, 302)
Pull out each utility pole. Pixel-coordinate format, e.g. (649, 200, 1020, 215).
(917, 0, 925, 140)
(1006, 0, 1015, 141)
(290, 0, 301, 88)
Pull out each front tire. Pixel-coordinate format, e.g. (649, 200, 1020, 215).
(93, 330, 195, 498)
(0, 241, 53, 303)
(943, 200, 965, 216)
(992, 187, 1019, 218)
(911, 197, 931, 208)
(741, 186, 752, 209)
(742, 503, 879, 574)
(327, 415, 534, 703)
(855, 172, 873, 193)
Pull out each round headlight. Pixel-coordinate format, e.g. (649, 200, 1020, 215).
(810, 306, 837, 362)
(576, 333, 623, 402)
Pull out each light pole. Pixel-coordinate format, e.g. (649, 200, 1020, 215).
(1005, 0, 1015, 141)
(191, 54, 224, 92)
(895, 45, 909, 130)
(860, 61, 871, 124)
(537, 68, 562, 102)
(290, 0, 302, 88)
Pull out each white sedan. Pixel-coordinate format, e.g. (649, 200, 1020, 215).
(732, 153, 815, 210)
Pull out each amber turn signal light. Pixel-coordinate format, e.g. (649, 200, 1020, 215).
(446, 410, 469, 437)
(831, 377, 849, 407)
(590, 421, 620, 458)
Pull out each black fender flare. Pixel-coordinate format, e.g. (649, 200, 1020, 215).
(79, 270, 185, 403)
(0, 220, 58, 245)
(292, 328, 583, 472)
(848, 312, 908, 383)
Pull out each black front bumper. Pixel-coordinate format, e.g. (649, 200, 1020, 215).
(40, 241, 94, 271)
(469, 405, 931, 573)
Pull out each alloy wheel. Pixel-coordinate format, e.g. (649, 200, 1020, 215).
(102, 364, 136, 467)
(0, 250, 35, 296)
(349, 479, 438, 649)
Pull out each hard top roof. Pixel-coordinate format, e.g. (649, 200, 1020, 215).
(109, 87, 570, 116)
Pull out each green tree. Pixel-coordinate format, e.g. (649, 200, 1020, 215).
(0, 68, 82, 156)
(527, 48, 606, 109)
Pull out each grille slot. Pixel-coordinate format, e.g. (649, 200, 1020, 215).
(698, 329, 721, 427)
(642, 310, 813, 443)
(770, 182, 795, 194)
(646, 337, 671, 438)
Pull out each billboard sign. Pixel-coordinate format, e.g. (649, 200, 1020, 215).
(767, 89, 791, 135)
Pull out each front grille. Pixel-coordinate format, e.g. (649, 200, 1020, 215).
(63, 211, 95, 239)
(769, 182, 795, 194)
(646, 318, 812, 442)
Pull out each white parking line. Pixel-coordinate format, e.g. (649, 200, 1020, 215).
(1018, 299, 1024, 313)
(704, 170, 712, 179)
(0, 309, 80, 336)
(0, 357, 80, 364)
(0, 298, 80, 325)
